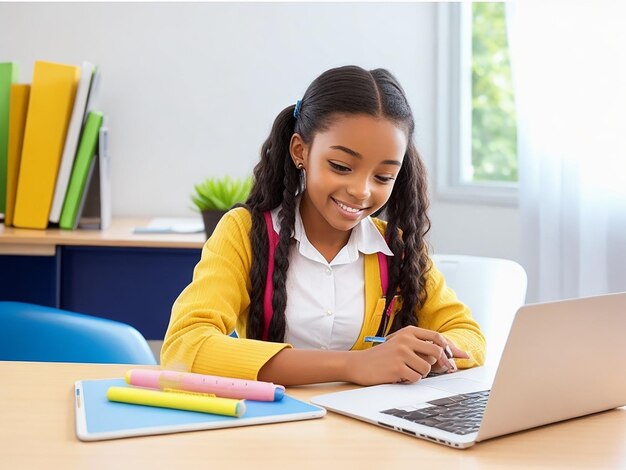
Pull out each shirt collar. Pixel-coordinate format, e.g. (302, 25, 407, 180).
(270, 197, 393, 265)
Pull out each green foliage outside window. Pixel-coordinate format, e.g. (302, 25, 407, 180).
(471, 2, 518, 182)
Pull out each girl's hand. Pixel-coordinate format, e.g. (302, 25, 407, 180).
(345, 326, 470, 386)
(387, 326, 470, 376)
(429, 338, 471, 376)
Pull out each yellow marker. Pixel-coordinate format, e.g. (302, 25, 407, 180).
(107, 387, 246, 417)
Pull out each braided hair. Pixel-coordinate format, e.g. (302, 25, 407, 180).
(245, 65, 431, 341)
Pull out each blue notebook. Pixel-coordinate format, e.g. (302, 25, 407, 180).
(75, 378, 326, 441)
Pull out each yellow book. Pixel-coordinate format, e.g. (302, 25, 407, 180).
(4, 84, 31, 227)
(13, 61, 79, 229)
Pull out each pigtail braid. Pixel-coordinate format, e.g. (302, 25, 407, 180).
(385, 143, 432, 332)
(246, 207, 269, 339)
(245, 105, 302, 341)
(267, 156, 299, 341)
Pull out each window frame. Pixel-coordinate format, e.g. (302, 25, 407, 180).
(435, 2, 518, 206)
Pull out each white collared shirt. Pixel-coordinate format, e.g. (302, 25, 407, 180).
(270, 199, 393, 350)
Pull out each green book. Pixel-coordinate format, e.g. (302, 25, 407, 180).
(59, 111, 103, 229)
(0, 62, 19, 214)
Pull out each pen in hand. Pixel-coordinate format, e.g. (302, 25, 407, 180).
(364, 336, 456, 372)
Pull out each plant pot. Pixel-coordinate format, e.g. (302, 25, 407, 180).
(201, 210, 227, 239)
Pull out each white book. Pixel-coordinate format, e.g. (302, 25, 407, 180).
(132, 218, 204, 234)
(49, 61, 96, 223)
(98, 123, 111, 230)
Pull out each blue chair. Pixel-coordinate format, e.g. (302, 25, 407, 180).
(0, 301, 157, 364)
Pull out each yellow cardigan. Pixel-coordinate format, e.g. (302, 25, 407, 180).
(161, 207, 485, 379)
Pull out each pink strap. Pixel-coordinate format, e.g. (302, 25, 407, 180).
(263, 212, 280, 341)
(377, 251, 395, 318)
(377, 252, 388, 296)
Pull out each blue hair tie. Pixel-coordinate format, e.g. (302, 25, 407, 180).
(293, 100, 302, 119)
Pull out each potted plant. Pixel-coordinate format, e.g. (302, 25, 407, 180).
(191, 176, 253, 238)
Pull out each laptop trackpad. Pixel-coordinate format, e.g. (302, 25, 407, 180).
(425, 378, 490, 394)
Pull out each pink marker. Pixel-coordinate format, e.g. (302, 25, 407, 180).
(125, 369, 285, 401)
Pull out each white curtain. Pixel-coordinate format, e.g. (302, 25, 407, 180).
(508, 1, 626, 302)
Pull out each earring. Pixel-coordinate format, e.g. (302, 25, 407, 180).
(296, 163, 304, 170)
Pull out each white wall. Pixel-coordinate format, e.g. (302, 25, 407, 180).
(0, 2, 520, 262)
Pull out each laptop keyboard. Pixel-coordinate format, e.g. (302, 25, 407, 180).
(380, 389, 490, 435)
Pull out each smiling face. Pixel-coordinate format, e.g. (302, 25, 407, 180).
(290, 114, 408, 247)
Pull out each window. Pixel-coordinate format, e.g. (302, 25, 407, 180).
(436, 2, 517, 205)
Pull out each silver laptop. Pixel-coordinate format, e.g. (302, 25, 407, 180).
(311, 292, 626, 448)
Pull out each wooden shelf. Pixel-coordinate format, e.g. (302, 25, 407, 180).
(0, 218, 206, 253)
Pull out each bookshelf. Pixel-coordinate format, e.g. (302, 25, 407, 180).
(0, 219, 204, 339)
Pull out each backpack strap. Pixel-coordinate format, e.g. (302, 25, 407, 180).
(261, 210, 391, 341)
(377, 251, 389, 296)
(377, 249, 396, 321)
(262, 211, 280, 341)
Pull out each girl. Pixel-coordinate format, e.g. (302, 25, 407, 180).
(161, 65, 485, 386)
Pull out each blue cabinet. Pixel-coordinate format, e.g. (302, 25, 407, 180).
(0, 246, 201, 339)
(60, 246, 201, 339)
(0, 252, 61, 307)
